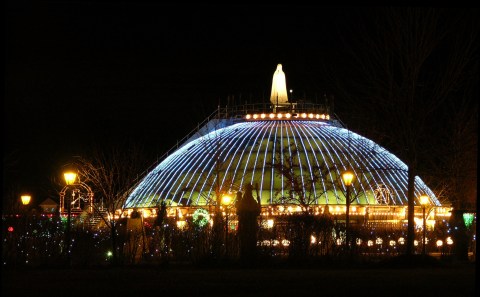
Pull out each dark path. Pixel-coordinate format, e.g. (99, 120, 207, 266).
(2, 264, 476, 297)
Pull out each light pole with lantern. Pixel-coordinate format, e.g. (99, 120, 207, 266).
(420, 194, 429, 256)
(63, 171, 77, 263)
(342, 170, 354, 250)
(20, 194, 31, 264)
(221, 193, 232, 257)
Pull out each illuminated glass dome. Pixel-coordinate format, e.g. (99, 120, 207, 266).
(125, 113, 440, 209)
(125, 64, 440, 210)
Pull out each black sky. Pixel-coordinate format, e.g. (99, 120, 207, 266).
(5, 3, 477, 205)
(5, 3, 353, 198)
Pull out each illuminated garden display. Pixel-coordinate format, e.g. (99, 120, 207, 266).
(125, 64, 451, 232)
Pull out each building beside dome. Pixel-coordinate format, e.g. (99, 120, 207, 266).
(124, 64, 451, 230)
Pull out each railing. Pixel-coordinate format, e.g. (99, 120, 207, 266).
(126, 102, 335, 198)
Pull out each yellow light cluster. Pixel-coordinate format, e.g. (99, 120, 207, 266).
(245, 113, 330, 121)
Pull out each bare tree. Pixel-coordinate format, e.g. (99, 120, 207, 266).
(268, 140, 334, 213)
(72, 140, 151, 265)
(323, 7, 478, 256)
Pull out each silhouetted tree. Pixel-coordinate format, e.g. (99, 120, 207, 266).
(323, 7, 478, 256)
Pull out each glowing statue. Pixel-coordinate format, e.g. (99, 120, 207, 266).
(270, 64, 289, 105)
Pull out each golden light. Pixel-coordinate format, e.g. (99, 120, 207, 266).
(420, 194, 429, 206)
(64, 172, 77, 185)
(269, 113, 275, 119)
(446, 237, 453, 245)
(260, 113, 266, 119)
(176, 220, 186, 229)
(267, 219, 274, 228)
(436, 240, 443, 247)
(342, 170, 354, 186)
(246, 114, 251, 119)
(221, 194, 232, 206)
(21, 195, 31, 206)
(285, 113, 291, 119)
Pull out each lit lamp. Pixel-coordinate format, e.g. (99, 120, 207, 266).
(21, 195, 31, 206)
(221, 194, 232, 257)
(64, 172, 77, 185)
(342, 170, 354, 249)
(420, 194, 429, 256)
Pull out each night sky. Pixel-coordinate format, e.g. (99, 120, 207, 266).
(4, 3, 478, 205)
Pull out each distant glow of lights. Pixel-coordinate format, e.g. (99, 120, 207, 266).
(446, 237, 453, 245)
(389, 240, 396, 246)
(261, 113, 266, 119)
(106, 251, 113, 258)
(398, 237, 405, 245)
(367, 240, 374, 247)
(414, 240, 419, 246)
(436, 240, 443, 247)
(376, 238, 383, 245)
(463, 213, 474, 228)
(8, 226, 14, 232)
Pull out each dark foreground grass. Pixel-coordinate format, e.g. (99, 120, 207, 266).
(2, 262, 475, 297)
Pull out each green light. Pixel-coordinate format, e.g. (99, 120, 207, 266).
(192, 208, 210, 228)
(106, 251, 113, 257)
(463, 213, 474, 229)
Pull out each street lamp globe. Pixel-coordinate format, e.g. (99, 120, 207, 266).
(420, 194, 429, 206)
(342, 170, 354, 186)
(221, 194, 232, 206)
(21, 195, 31, 206)
(64, 172, 77, 185)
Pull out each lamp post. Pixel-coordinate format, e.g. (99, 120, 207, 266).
(63, 171, 77, 264)
(221, 193, 232, 257)
(420, 194, 429, 256)
(342, 170, 354, 250)
(20, 195, 31, 264)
